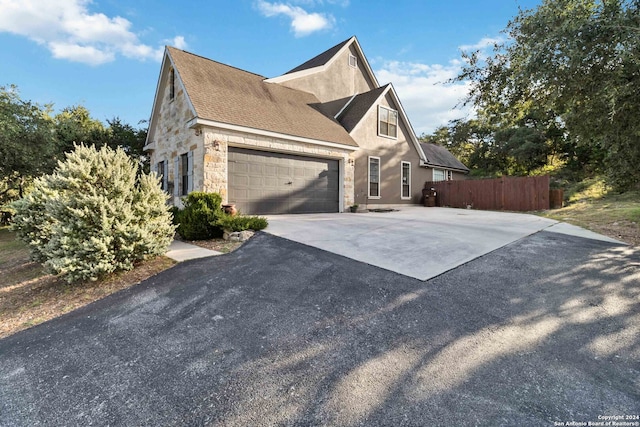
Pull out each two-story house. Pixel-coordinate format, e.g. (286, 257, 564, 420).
(144, 36, 468, 214)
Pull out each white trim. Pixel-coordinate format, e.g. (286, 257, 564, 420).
(187, 117, 360, 151)
(334, 93, 358, 119)
(432, 168, 446, 182)
(265, 36, 380, 88)
(348, 85, 389, 136)
(377, 105, 398, 140)
(368, 156, 381, 199)
(401, 161, 411, 200)
(350, 84, 428, 163)
(386, 83, 428, 162)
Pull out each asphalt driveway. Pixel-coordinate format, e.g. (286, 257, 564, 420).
(265, 207, 623, 280)
(1, 231, 638, 426)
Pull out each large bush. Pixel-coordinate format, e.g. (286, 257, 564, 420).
(175, 192, 224, 240)
(11, 144, 175, 282)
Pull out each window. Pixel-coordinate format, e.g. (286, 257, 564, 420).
(447, 170, 453, 181)
(180, 152, 193, 196)
(348, 53, 357, 68)
(401, 161, 411, 199)
(433, 168, 445, 182)
(378, 106, 398, 139)
(157, 160, 168, 191)
(369, 156, 380, 198)
(169, 68, 175, 100)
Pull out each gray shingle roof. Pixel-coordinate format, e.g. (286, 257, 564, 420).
(337, 85, 389, 132)
(285, 37, 352, 74)
(420, 142, 469, 172)
(168, 47, 357, 147)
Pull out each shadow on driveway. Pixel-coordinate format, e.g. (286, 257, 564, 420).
(0, 232, 638, 426)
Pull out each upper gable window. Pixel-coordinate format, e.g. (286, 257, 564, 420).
(169, 68, 175, 100)
(348, 54, 357, 68)
(378, 106, 398, 139)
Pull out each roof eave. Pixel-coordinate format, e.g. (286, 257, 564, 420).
(188, 117, 359, 151)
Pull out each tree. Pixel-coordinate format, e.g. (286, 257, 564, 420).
(457, 0, 640, 189)
(0, 85, 59, 203)
(11, 144, 174, 283)
(55, 105, 105, 153)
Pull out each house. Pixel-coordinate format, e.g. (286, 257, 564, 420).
(144, 36, 468, 214)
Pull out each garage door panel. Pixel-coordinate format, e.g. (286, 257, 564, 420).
(228, 147, 339, 214)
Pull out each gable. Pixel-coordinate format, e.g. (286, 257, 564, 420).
(148, 47, 358, 148)
(146, 51, 196, 147)
(340, 84, 427, 162)
(266, 36, 378, 102)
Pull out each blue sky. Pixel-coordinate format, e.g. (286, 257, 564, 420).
(0, 0, 540, 135)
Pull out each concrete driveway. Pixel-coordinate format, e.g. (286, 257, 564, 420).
(1, 232, 638, 426)
(265, 207, 623, 281)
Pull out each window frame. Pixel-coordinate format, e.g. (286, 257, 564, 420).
(377, 105, 398, 139)
(368, 156, 381, 199)
(432, 168, 446, 182)
(180, 152, 193, 196)
(348, 53, 357, 69)
(401, 161, 411, 200)
(157, 160, 167, 191)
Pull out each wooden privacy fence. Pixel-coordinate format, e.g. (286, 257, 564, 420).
(425, 175, 550, 211)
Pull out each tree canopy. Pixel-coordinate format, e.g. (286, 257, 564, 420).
(431, 0, 640, 190)
(0, 86, 148, 206)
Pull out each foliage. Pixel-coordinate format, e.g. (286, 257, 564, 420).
(174, 192, 225, 240)
(0, 86, 149, 207)
(453, 0, 640, 190)
(11, 144, 174, 283)
(0, 85, 60, 203)
(216, 214, 268, 232)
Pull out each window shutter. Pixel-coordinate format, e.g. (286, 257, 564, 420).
(187, 151, 194, 193)
(163, 161, 169, 191)
(173, 157, 180, 197)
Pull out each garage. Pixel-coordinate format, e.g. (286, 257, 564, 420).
(228, 147, 340, 214)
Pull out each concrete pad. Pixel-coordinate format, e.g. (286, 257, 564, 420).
(165, 240, 222, 262)
(544, 221, 627, 245)
(265, 207, 561, 281)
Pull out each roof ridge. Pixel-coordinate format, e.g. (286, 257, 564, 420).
(166, 46, 267, 79)
(283, 36, 355, 75)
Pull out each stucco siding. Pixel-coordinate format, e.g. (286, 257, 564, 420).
(279, 45, 376, 102)
(350, 94, 424, 206)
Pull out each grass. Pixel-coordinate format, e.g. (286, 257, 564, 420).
(0, 227, 176, 339)
(539, 183, 640, 246)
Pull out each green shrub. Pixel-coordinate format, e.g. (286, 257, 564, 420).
(11, 144, 175, 283)
(216, 213, 268, 232)
(175, 192, 224, 240)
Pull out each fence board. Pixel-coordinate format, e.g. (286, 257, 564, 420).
(424, 175, 549, 211)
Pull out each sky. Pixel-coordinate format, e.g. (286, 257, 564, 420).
(0, 0, 541, 135)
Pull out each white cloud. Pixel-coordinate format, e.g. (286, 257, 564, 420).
(256, 1, 334, 37)
(375, 60, 474, 135)
(0, 0, 186, 65)
(459, 36, 503, 52)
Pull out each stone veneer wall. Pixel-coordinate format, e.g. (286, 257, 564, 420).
(149, 73, 204, 206)
(202, 127, 356, 211)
